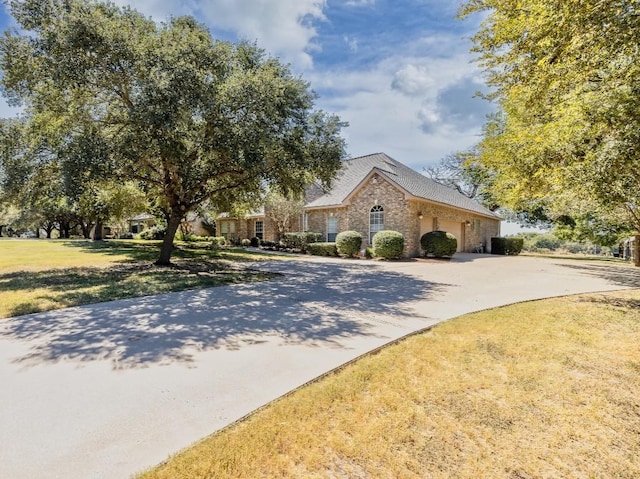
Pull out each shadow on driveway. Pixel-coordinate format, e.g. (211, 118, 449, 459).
(1, 260, 448, 369)
(557, 263, 640, 288)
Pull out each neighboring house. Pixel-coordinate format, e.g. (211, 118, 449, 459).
(224, 152, 501, 256)
(216, 209, 267, 243)
(128, 213, 155, 234)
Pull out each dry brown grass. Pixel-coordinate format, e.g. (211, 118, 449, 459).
(140, 290, 640, 479)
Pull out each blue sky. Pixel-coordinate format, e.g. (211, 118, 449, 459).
(0, 0, 494, 173)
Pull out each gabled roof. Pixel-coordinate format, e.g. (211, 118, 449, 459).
(305, 152, 500, 219)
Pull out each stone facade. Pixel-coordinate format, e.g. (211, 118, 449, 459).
(306, 207, 348, 241)
(304, 174, 500, 257)
(212, 171, 500, 255)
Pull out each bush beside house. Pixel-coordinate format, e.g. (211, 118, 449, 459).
(139, 225, 167, 240)
(421, 230, 457, 258)
(372, 231, 404, 259)
(336, 231, 362, 257)
(281, 232, 322, 252)
(491, 237, 524, 255)
(307, 242, 338, 256)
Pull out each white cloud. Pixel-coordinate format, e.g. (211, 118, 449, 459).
(345, 0, 375, 6)
(309, 44, 491, 170)
(391, 64, 436, 97)
(196, 0, 326, 68)
(115, 0, 196, 21)
(122, 0, 326, 69)
(343, 35, 359, 52)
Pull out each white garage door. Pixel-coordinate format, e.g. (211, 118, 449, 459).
(439, 220, 464, 252)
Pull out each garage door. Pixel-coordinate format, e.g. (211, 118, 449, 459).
(439, 219, 464, 252)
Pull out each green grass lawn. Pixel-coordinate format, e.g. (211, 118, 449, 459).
(0, 239, 278, 318)
(140, 289, 640, 479)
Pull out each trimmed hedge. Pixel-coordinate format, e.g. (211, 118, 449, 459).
(372, 230, 405, 259)
(259, 240, 280, 250)
(307, 242, 338, 256)
(491, 237, 524, 255)
(207, 236, 227, 247)
(421, 230, 457, 258)
(139, 225, 166, 240)
(281, 232, 322, 252)
(336, 230, 362, 257)
(250, 237, 261, 247)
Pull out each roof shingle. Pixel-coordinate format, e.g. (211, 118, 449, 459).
(305, 152, 500, 219)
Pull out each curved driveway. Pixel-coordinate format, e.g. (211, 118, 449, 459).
(1, 253, 640, 478)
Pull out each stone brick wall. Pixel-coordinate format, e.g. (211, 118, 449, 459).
(303, 174, 500, 257)
(410, 200, 500, 253)
(306, 207, 347, 241)
(346, 174, 417, 253)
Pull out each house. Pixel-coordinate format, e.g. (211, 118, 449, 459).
(221, 152, 501, 256)
(128, 213, 156, 234)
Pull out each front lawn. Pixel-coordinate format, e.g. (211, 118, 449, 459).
(140, 289, 640, 479)
(0, 239, 278, 318)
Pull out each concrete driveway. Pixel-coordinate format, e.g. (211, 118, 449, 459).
(1, 253, 639, 478)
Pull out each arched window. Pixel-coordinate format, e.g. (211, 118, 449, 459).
(369, 205, 384, 243)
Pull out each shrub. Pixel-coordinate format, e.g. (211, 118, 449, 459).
(208, 236, 226, 247)
(307, 242, 338, 256)
(523, 233, 561, 252)
(491, 237, 524, 255)
(372, 230, 404, 259)
(336, 231, 362, 257)
(241, 238, 251, 247)
(177, 232, 210, 242)
(250, 237, 261, 247)
(421, 230, 457, 258)
(364, 247, 373, 259)
(281, 232, 322, 252)
(139, 225, 166, 240)
(260, 240, 282, 251)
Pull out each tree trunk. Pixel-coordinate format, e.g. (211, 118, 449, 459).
(156, 213, 182, 266)
(635, 234, 640, 267)
(81, 221, 94, 239)
(59, 221, 71, 238)
(93, 221, 103, 241)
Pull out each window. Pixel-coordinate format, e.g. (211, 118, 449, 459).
(303, 213, 309, 232)
(327, 217, 338, 242)
(220, 221, 236, 240)
(369, 205, 384, 243)
(255, 221, 264, 240)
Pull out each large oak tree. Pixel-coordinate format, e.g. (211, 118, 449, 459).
(0, 0, 346, 264)
(460, 0, 640, 258)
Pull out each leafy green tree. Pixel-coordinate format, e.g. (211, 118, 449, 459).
(264, 191, 305, 241)
(424, 145, 498, 210)
(0, 0, 346, 264)
(460, 0, 640, 262)
(553, 210, 632, 248)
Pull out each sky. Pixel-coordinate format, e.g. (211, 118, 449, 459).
(0, 0, 496, 175)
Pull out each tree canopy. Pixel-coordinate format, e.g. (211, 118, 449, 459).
(424, 144, 498, 211)
(460, 0, 640, 236)
(0, 0, 346, 263)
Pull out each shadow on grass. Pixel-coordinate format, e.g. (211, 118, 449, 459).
(0, 260, 447, 369)
(0, 261, 276, 317)
(60, 239, 268, 263)
(557, 263, 640, 288)
(578, 294, 640, 311)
